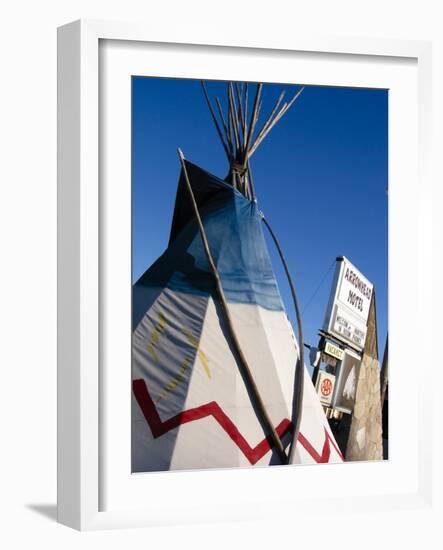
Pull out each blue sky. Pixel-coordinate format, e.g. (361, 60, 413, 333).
(132, 77, 388, 363)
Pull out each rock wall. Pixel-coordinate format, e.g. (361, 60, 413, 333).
(345, 294, 383, 461)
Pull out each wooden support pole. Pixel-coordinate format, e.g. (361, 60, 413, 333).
(215, 97, 233, 156)
(228, 83, 241, 152)
(200, 81, 232, 162)
(249, 86, 305, 158)
(249, 90, 286, 155)
(243, 83, 263, 167)
(235, 82, 246, 144)
(243, 83, 249, 141)
(246, 158, 256, 203)
(311, 335, 325, 386)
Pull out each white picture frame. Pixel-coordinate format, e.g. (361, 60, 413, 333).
(57, 19, 433, 531)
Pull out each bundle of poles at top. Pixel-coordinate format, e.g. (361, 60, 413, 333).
(201, 80, 305, 201)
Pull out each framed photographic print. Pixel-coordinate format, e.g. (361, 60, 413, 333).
(57, 19, 432, 530)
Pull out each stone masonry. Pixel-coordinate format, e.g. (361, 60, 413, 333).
(345, 294, 383, 461)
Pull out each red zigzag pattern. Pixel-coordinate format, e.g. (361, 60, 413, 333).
(133, 379, 343, 465)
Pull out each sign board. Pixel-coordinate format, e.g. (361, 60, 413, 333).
(324, 341, 344, 361)
(321, 352, 337, 368)
(331, 349, 361, 413)
(323, 257, 373, 351)
(315, 371, 336, 406)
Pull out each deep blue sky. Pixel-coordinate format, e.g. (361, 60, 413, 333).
(132, 77, 388, 364)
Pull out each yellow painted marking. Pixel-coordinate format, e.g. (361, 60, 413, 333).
(146, 344, 159, 364)
(146, 312, 167, 364)
(156, 358, 190, 402)
(148, 316, 210, 403)
(182, 327, 211, 379)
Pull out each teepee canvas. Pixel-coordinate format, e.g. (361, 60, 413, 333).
(132, 82, 343, 471)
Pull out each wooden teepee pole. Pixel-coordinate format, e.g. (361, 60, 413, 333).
(200, 81, 232, 162)
(249, 86, 305, 158)
(177, 148, 288, 464)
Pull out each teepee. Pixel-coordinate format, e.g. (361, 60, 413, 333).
(132, 81, 343, 471)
